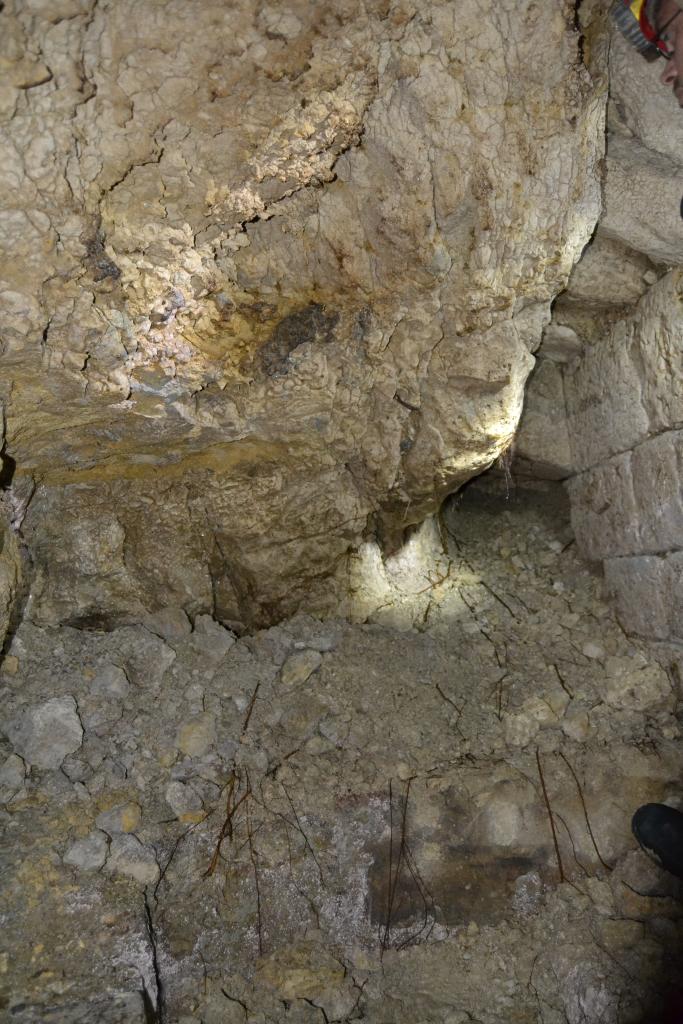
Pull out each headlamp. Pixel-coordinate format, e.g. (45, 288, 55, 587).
(610, 0, 674, 60)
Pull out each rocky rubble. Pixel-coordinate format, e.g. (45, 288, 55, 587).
(2, 480, 681, 1022)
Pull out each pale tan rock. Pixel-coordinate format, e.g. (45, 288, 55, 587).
(513, 359, 573, 480)
(105, 834, 159, 887)
(164, 781, 204, 822)
(0, 0, 606, 625)
(562, 705, 591, 743)
(565, 273, 683, 472)
(538, 324, 583, 364)
(191, 616, 236, 660)
(281, 649, 323, 688)
(256, 942, 357, 1019)
(95, 801, 142, 835)
(63, 831, 109, 873)
(504, 712, 540, 749)
(560, 232, 653, 311)
(630, 432, 683, 554)
(177, 713, 216, 757)
(567, 453, 640, 562)
(144, 606, 192, 643)
(670, 552, 683, 644)
(604, 556, 673, 641)
(603, 655, 671, 713)
(601, 135, 683, 266)
(598, 918, 644, 952)
(0, 753, 26, 804)
(6, 695, 83, 770)
(570, 431, 682, 563)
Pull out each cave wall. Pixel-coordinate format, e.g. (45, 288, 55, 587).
(565, 272, 682, 642)
(537, 31, 683, 644)
(0, 0, 605, 629)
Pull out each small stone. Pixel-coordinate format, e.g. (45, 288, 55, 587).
(599, 918, 644, 951)
(584, 878, 615, 917)
(2, 655, 18, 675)
(603, 655, 671, 711)
(293, 634, 336, 653)
(191, 616, 235, 659)
(90, 664, 130, 699)
(522, 696, 558, 726)
(256, 943, 345, 1002)
(144, 605, 193, 642)
(177, 712, 216, 757)
(0, 753, 26, 802)
(62, 758, 89, 782)
(304, 735, 332, 755)
(96, 801, 142, 834)
(5, 696, 83, 769)
(281, 649, 323, 687)
(546, 690, 571, 718)
(561, 705, 590, 742)
(582, 642, 604, 660)
(504, 712, 540, 748)
(165, 780, 203, 820)
(63, 831, 109, 872)
(106, 834, 159, 886)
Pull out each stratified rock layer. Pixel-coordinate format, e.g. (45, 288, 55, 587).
(0, 0, 604, 625)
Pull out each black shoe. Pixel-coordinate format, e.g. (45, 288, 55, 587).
(632, 803, 683, 880)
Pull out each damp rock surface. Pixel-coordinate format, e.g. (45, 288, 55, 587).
(1, 481, 681, 1023)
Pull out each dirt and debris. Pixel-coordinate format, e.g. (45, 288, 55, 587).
(1, 479, 682, 1023)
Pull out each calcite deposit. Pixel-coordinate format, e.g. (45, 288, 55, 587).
(0, 0, 604, 626)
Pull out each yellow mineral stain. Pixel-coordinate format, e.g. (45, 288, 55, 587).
(179, 810, 206, 824)
(119, 803, 142, 833)
(25, 438, 291, 486)
(16, 859, 61, 909)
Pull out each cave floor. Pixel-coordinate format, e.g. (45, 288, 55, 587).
(1, 479, 682, 1024)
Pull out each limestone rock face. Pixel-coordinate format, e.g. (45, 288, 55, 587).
(565, 271, 683, 473)
(1, 0, 604, 626)
(513, 360, 573, 480)
(558, 27, 683, 643)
